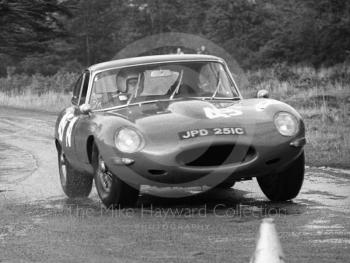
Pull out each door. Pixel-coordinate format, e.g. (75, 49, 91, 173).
(59, 71, 90, 170)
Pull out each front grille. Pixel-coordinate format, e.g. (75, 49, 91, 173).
(176, 144, 256, 167)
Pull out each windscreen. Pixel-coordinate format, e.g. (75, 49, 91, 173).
(90, 61, 238, 110)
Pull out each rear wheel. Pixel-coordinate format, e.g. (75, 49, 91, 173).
(92, 145, 139, 208)
(58, 148, 93, 198)
(257, 152, 305, 201)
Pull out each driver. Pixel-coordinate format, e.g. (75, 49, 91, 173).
(116, 70, 140, 96)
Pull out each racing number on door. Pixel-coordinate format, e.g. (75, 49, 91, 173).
(58, 110, 79, 148)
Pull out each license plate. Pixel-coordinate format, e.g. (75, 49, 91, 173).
(179, 127, 245, 140)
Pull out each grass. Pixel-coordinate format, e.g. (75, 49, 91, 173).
(0, 64, 349, 168)
(0, 71, 75, 112)
(0, 91, 71, 113)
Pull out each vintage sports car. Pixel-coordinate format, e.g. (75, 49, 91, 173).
(55, 54, 306, 208)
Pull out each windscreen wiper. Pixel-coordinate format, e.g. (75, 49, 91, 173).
(188, 96, 241, 101)
(169, 70, 184, 100)
(127, 73, 142, 106)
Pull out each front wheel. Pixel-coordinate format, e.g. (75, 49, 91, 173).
(257, 152, 305, 201)
(92, 145, 139, 208)
(58, 148, 93, 198)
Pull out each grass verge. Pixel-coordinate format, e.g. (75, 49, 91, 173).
(0, 91, 71, 113)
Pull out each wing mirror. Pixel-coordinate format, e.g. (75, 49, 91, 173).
(257, 89, 269, 99)
(71, 96, 79, 105)
(79, 104, 92, 115)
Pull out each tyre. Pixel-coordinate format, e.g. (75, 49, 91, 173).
(92, 145, 139, 208)
(58, 148, 93, 198)
(257, 152, 305, 201)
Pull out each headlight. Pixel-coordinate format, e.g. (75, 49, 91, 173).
(274, 112, 299, 136)
(115, 127, 143, 153)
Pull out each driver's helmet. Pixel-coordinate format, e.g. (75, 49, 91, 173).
(116, 70, 139, 94)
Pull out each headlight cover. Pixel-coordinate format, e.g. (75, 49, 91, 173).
(274, 112, 299, 137)
(115, 127, 144, 153)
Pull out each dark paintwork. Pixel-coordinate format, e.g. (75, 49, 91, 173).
(55, 55, 305, 188)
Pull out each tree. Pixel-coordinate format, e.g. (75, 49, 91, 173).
(65, 0, 133, 66)
(2, 0, 350, 75)
(204, 0, 277, 67)
(0, 0, 70, 57)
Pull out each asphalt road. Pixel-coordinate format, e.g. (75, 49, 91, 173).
(0, 107, 349, 263)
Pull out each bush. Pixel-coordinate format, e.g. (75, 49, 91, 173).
(19, 53, 83, 76)
(272, 63, 299, 82)
(0, 72, 79, 95)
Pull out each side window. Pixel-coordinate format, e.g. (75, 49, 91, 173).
(198, 64, 217, 93)
(79, 72, 90, 105)
(72, 75, 83, 105)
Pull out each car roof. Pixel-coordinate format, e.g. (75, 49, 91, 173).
(88, 54, 224, 72)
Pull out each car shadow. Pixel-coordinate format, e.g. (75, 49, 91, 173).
(137, 188, 308, 219)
